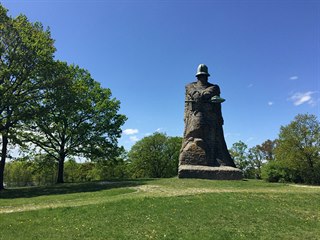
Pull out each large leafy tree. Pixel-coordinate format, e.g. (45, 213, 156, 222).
(0, 5, 55, 190)
(275, 114, 320, 184)
(21, 61, 127, 183)
(128, 133, 182, 178)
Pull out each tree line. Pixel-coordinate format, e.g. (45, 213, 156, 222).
(0, 5, 126, 189)
(4, 133, 182, 187)
(125, 114, 319, 185)
(5, 113, 320, 187)
(4, 155, 128, 187)
(231, 114, 320, 184)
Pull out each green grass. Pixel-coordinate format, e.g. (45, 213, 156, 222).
(1, 179, 320, 240)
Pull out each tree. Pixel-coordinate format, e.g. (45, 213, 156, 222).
(247, 146, 264, 179)
(64, 159, 79, 183)
(31, 154, 57, 185)
(128, 133, 182, 178)
(274, 114, 320, 184)
(21, 61, 127, 183)
(3, 158, 34, 187)
(230, 141, 254, 178)
(258, 139, 276, 161)
(246, 140, 276, 179)
(94, 148, 130, 179)
(0, 5, 55, 190)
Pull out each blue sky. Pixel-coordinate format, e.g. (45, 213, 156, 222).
(2, 0, 319, 150)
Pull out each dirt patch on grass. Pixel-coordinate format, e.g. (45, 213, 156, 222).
(132, 184, 248, 197)
(289, 184, 320, 189)
(132, 184, 320, 197)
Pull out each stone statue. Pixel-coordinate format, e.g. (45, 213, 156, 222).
(178, 64, 242, 180)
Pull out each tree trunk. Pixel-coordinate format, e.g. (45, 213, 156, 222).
(0, 134, 9, 190)
(306, 155, 315, 183)
(57, 153, 65, 184)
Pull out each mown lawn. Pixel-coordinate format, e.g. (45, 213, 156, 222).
(0, 179, 319, 240)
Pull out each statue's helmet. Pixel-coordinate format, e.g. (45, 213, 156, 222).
(196, 64, 210, 77)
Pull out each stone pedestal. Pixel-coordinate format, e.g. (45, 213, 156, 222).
(178, 165, 243, 180)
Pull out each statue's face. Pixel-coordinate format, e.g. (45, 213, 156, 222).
(197, 75, 208, 82)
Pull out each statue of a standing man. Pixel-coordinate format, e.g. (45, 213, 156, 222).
(179, 64, 236, 169)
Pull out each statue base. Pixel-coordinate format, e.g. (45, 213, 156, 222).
(178, 165, 243, 180)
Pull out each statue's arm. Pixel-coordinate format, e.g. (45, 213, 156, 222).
(213, 84, 221, 96)
(214, 85, 224, 125)
(184, 84, 192, 120)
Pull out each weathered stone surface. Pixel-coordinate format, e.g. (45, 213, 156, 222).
(178, 165, 243, 180)
(179, 64, 242, 179)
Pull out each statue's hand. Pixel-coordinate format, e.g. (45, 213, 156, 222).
(211, 96, 225, 103)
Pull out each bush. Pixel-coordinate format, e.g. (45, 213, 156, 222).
(261, 161, 290, 183)
(261, 161, 308, 183)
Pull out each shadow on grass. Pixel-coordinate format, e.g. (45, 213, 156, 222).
(0, 179, 154, 199)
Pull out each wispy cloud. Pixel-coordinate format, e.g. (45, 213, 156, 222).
(288, 91, 317, 106)
(123, 128, 139, 135)
(247, 83, 254, 88)
(289, 76, 299, 80)
(225, 132, 241, 138)
(129, 136, 139, 142)
(268, 101, 274, 106)
(246, 137, 255, 143)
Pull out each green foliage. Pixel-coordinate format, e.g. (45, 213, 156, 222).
(0, 5, 55, 133)
(231, 139, 276, 179)
(230, 141, 254, 178)
(1, 5, 126, 188)
(4, 156, 129, 187)
(20, 61, 127, 183)
(259, 139, 277, 161)
(0, 4, 55, 189)
(94, 153, 130, 180)
(128, 133, 182, 178)
(64, 159, 129, 183)
(31, 154, 57, 185)
(4, 160, 33, 187)
(271, 114, 320, 184)
(63, 159, 79, 183)
(230, 141, 248, 168)
(4, 155, 57, 187)
(247, 146, 263, 179)
(261, 161, 293, 183)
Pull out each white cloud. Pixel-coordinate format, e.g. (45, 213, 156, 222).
(246, 137, 255, 143)
(123, 128, 139, 135)
(155, 128, 162, 132)
(268, 101, 274, 106)
(129, 136, 139, 142)
(289, 91, 317, 106)
(289, 76, 299, 80)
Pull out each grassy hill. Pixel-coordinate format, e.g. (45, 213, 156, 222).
(0, 178, 319, 240)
